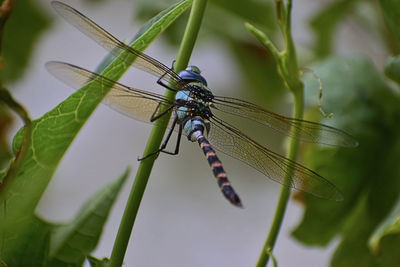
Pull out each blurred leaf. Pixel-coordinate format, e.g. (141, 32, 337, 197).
(1, 168, 129, 266)
(310, 0, 357, 58)
(1, 0, 50, 83)
(48, 168, 130, 266)
(375, 235, 400, 266)
(4, 216, 53, 267)
(0, 0, 191, 263)
(203, 0, 275, 44)
(369, 194, 400, 253)
(211, 0, 274, 29)
(293, 56, 400, 266)
(229, 41, 285, 105)
(206, 2, 280, 105)
(379, 0, 400, 41)
(0, 105, 12, 166)
(135, 0, 274, 31)
(384, 55, 400, 85)
(133, 0, 188, 45)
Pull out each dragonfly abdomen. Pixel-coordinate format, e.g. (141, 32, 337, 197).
(197, 135, 243, 208)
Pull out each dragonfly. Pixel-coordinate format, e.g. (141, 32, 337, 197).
(47, 1, 358, 207)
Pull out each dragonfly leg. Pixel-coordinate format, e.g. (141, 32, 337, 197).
(157, 118, 182, 156)
(157, 71, 179, 92)
(150, 103, 175, 122)
(197, 135, 243, 208)
(165, 122, 182, 155)
(138, 115, 182, 161)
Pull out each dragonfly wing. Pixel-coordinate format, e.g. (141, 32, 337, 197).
(46, 61, 175, 124)
(51, 1, 185, 89)
(207, 116, 343, 201)
(212, 96, 358, 147)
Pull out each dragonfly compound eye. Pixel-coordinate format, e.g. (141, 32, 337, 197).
(178, 67, 208, 86)
(187, 65, 201, 74)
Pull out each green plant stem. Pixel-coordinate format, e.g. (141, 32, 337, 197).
(109, 1, 207, 266)
(251, 0, 305, 266)
(255, 87, 303, 267)
(0, 89, 32, 205)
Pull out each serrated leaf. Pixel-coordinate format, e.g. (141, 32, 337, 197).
(293, 56, 400, 266)
(380, 0, 400, 41)
(1, 0, 50, 83)
(384, 55, 400, 85)
(48, 168, 130, 266)
(0, 0, 191, 263)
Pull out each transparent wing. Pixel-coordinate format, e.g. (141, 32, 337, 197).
(212, 96, 358, 147)
(46, 61, 175, 124)
(51, 1, 185, 89)
(207, 116, 343, 201)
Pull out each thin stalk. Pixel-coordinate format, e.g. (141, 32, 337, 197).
(109, 1, 207, 266)
(252, 0, 305, 266)
(255, 88, 303, 267)
(0, 89, 32, 205)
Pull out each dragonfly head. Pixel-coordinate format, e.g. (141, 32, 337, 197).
(178, 65, 208, 86)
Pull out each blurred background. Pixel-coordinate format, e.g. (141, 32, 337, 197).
(2, 0, 400, 266)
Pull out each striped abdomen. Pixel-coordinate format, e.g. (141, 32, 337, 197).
(197, 135, 242, 207)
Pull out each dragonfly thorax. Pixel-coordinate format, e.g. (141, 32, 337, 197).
(182, 81, 214, 102)
(175, 89, 213, 122)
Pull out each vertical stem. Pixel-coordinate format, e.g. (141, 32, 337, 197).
(174, 0, 207, 72)
(255, 87, 303, 267)
(255, 0, 305, 266)
(109, 1, 207, 266)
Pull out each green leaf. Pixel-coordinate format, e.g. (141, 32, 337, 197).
(211, 0, 274, 29)
(309, 0, 357, 58)
(0, 89, 32, 205)
(380, 0, 400, 41)
(369, 194, 400, 253)
(293, 56, 400, 266)
(0, 169, 129, 266)
(0, 106, 13, 166)
(0, 0, 191, 263)
(384, 55, 400, 85)
(48, 168, 130, 266)
(330, 195, 378, 267)
(229, 41, 285, 106)
(0, 215, 52, 267)
(1, 0, 50, 83)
